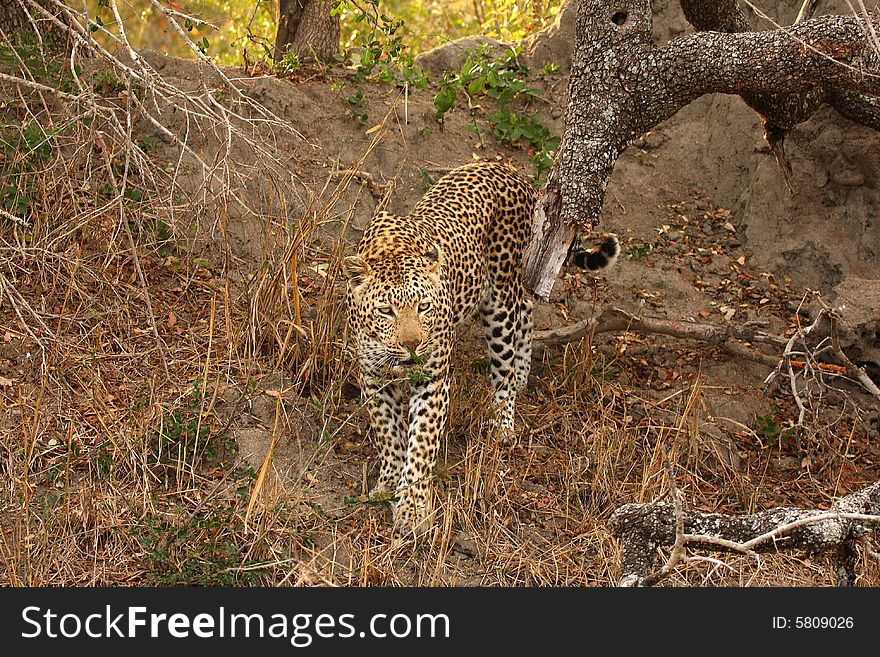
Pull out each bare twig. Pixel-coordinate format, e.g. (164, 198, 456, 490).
(763, 292, 880, 435)
(823, 299, 880, 400)
(0, 208, 28, 227)
(629, 457, 686, 587)
(795, 0, 823, 24)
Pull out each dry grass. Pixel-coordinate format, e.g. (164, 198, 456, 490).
(2, 39, 879, 588)
(2, 190, 878, 586)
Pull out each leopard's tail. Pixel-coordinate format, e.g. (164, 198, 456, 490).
(569, 235, 620, 272)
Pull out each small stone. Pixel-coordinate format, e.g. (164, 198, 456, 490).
(642, 131, 665, 149)
(831, 170, 865, 187)
(452, 536, 478, 558)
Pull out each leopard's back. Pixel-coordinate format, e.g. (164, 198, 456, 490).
(407, 161, 537, 321)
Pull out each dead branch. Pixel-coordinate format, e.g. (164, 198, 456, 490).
(825, 299, 880, 401)
(763, 292, 880, 434)
(535, 296, 879, 436)
(534, 306, 784, 367)
(770, 296, 826, 429)
(637, 457, 687, 587)
(609, 480, 880, 586)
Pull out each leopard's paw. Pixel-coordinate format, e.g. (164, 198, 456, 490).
(392, 491, 431, 538)
(489, 420, 520, 447)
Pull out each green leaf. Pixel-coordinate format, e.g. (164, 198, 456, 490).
(433, 85, 456, 117)
(467, 76, 486, 96)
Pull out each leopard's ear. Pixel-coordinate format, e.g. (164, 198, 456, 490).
(343, 254, 371, 286)
(423, 243, 443, 272)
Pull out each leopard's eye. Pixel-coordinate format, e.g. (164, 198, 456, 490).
(418, 301, 432, 313)
(376, 305, 395, 317)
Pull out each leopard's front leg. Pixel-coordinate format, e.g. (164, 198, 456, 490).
(393, 368, 450, 537)
(362, 376, 407, 498)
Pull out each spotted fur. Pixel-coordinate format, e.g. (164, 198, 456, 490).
(345, 161, 538, 535)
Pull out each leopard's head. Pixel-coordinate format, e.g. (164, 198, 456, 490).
(345, 244, 447, 370)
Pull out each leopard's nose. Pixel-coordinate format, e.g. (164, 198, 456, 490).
(402, 338, 421, 351)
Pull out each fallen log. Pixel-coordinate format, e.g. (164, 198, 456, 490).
(608, 480, 880, 586)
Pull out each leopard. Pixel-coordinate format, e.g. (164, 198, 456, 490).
(345, 160, 619, 536)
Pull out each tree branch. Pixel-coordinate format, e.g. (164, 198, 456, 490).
(524, 1, 880, 298)
(534, 306, 784, 367)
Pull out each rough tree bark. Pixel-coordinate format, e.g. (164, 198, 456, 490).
(274, 0, 340, 63)
(0, 0, 72, 56)
(609, 481, 880, 586)
(523, 0, 880, 299)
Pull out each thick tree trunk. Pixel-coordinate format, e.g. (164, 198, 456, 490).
(274, 0, 340, 64)
(0, 0, 71, 57)
(523, 0, 880, 299)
